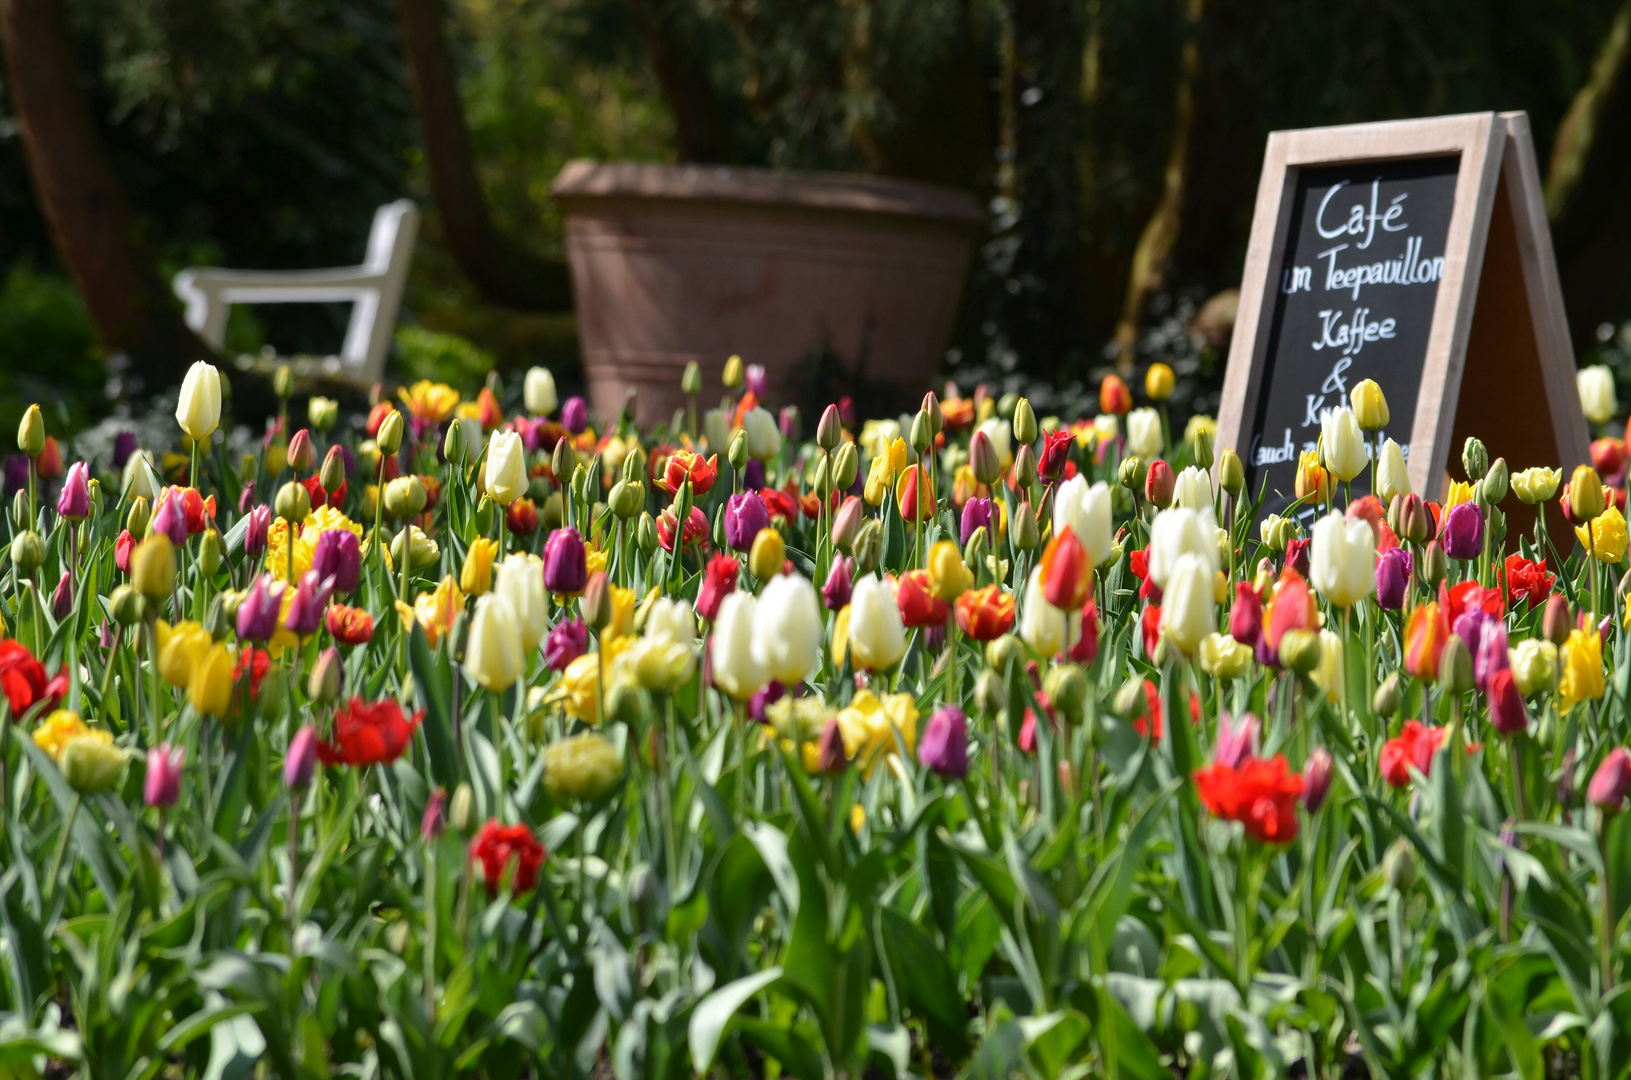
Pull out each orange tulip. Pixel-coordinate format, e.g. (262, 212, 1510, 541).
(655, 450, 718, 497)
(955, 585, 1015, 640)
(1100, 374, 1133, 416)
(895, 569, 948, 628)
(895, 463, 935, 523)
(1295, 450, 1329, 503)
(1039, 526, 1092, 610)
(1404, 602, 1450, 681)
(1262, 568, 1317, 653)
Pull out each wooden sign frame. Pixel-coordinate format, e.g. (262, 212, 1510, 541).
(1216, 111, 1589, 519)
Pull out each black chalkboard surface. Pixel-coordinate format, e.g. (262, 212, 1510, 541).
(1245, 155, 1460, 520)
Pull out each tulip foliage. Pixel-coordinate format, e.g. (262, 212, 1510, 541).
(5, 367, 1631, 1079)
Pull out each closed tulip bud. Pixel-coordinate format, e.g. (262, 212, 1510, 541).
(110, 584, 145, 625)
(1191, 426, 1214, 470)
(570, 462, 590, 504)
(308, 395, 339, 431)
(1384, 839, 1416, 892)
(485, 430, 527, 506)
(284, 725, 319, 790)
(1401, 493, 1432, 544)
(969, 430, 1002, 486)
(1217, 448, 1244, 496)
(375, 409, 404, 456)
(816, 404, 842, 450)
(438, 419, 466, 468)
(636, 512, 658, 555)
(144, 743, 184, 808)
(1118, 455, 1147, 493)
(581, 571, 612, 632)
(308, 646, 343, 703)
(1145, 362, 1175, 401)
(10, 489, 25, 528)
(10, 529, 43, 574)
(1011, 501, 1039, 551)
(276, 480, 311, 523)
(1579, 364, 1618, 425)
(1420, 540, 1446, 588)
(963, 525, 989, 574)
(1439, 635, 1475, 694)
(969, 668, 1003, 715)
(609, 479, 642, 519)
(62, 734, 127, 794)
(287, 429, 313, 474)
(721, 354, 744, 390)
(17, 403, 44, 457)
(669, 358, 698, 398)
(1570, 465, 1607, 521)
(928, 538, 974, 601)
(1321, 407, 1367, 482)
(1459, 437, 1488, 483)
(813, 718, 847, 774)
(1482, 457, 1509, 504)
(983, 634, 1021, 675)
(1114, 677, 1149, 721)
(1543, 593, 1572, 645)
(1009, 443, 1035, 491)
(1350, 378, 1389, 430)
(1045, 664, 1088, 718)
(831, 496, 864, 552)
(833, 442, 859, 489)
(1302, 748, 1334, 812)
(1145, 459, 1175, 507)
(550, 439, 575, 488)
(465, 594, 524, 692)
(1279, 628, 1322, 674)
(197, 528, 223, 577)
(269, 363, 293, 400)
(444, 782, 474, 833)
(49, 571, 70, 620)
(910, 409, 933, 454)
(853, 518, 883, 573)
(384, 475, 426, 519)
(130, 535, 176, 599)
(727, 429, 749, 471)
(1012, 397, 1037, 446)
(1373, 671, 1401, 717)
(318, 446, 346, 498)
(749, 527, 786, 581)
(1590, 748, 1631, 810)
(921, 390, 943, 435)
(1259, 514, 1294, 553)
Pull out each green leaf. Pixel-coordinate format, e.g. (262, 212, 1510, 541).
(409, 623, 460, 789)
(688, 966, 782, 1075)
(878, 907, 969, 1059)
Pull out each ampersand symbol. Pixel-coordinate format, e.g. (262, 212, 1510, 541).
(1321, 357, 1353, 396)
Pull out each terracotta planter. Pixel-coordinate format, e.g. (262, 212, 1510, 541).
(550, 161, 984, 428)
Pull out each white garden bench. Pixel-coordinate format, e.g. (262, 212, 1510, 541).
(172, 199, 420, 387)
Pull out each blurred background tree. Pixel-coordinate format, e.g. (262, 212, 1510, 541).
(0, 0, 1626, 435)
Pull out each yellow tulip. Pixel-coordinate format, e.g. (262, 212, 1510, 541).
(156, 619, 212, 689)
(33, 710, 93, 761)
(190, 644, 237, 717)
(927, 539, 973, 601)
(834, 690, 918, 777)
(1559, 628, 1605, 715)
(415, 575, 467, 647)
(1577, 504, 1629, 564)
(460, 537, 498, 596)
(1349, 378, 1389, 430)
(130, 535, 177, 600)
(863, 452, 894, 506)
(749, 528, 786, 581)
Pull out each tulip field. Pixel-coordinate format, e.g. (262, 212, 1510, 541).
(6, 354, 1631, 1079)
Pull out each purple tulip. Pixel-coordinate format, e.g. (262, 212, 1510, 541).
(244, 505, 272, 560)
(542, 527, 588, 595)
(237, 483, 256, 515)
(285, 570, 335, 636)
(746, 363, 768, 400)
(1254, 631, 1280, 670)
(1474, 618, 1509, 694)
(545, 618, 589, 671)
(561, 396, 588, 435)
(51, 571, 71, 620)
(922, 624, 946, 654)
(4, 455, 28, 497)
(285, 725, 319, 790)
(237, 574, 286, 642)
(57, 462, 89, 520)
(112, 431, 137, 469)
(1302, 748, 1333, 813)
(725, 492, 769, 553)
(778, 406, 799, 441)
(144, 744, 184, 808)
(1229, 582, 1262, 645)
(1453, 609, 1490, 653)
(816, 718, 848, 774)
(1375, 547, 1412, 610)
(1214, 712, 1259, 769)
(918, 706, 968, 779)
(1442, 502, 1483, 561)
(151, 492, 188, 547)
(1589, 748, 1631, 810)
(311, 528, 361, 594)
(961, 497, 992, 546)
(749, 680, 784, 723)
(822, 556, 853, 611)
(421, 788, 447, 840)
(744, 459, 765, 492)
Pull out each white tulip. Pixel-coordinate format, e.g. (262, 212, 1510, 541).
(1320, 406, 1367, 483)
(1376, 438, 1410, 502)
(1126, 408, 1162, 460)
(628, 596, 695, 690)
(753, 574, 823, 686)
(484, 429, 527, 506)
(743, 407, 782, 461)
(976, 416, 1012, 469)
(712, 593, 767, 700)
(1020, 566, 1067, 657)
(1310, 511, 1375, 608)
(704, 408, 732, 456)
(495, 552, 549, 652)
(1160, 553, 1216, 656)
(1173, 466, 1213, 511)
(1052, 476, 1114, 566)
(1579, 364, 1618, 426)
(465, 594, 524, 692)
(524, 367, 558, 415)
(175, 361, 222, 442)
(1147, 507, 1220, 589)
(848, 574, 907, 671)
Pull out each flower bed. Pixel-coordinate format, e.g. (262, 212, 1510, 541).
(1, 356, 1628, 1078)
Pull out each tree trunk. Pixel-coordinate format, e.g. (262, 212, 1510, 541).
(1112, 0, 1204, 375)
(624, 0, 734, 163)
(0, 0, 209, 394)
(397, 0, 572, 312)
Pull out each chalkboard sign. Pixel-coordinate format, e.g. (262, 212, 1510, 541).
(1217, 112, 1588, 527)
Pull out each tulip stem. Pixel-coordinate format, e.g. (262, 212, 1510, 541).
(1602, 822, 1617, 994)
(1508, 736, 1529, 821)
(288, 792, 301, 940)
